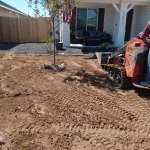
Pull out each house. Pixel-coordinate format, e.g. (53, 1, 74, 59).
(0, 0, 28, 18)
(59, 0, 150, 47)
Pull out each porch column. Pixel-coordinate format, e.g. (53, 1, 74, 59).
(115, 3, 128, 46)
(62, 22, 70, 46)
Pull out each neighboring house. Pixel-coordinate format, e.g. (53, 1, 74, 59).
(0, 0, 28, 18)
(59, 0, 150, 47)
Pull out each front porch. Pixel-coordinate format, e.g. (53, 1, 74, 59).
(59, 0, 150, 47)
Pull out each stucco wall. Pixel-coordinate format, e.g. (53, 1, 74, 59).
(112, 10, 119, 42)
(76, 3, 115, 35)
(132, 4, 150, 37)
(0, 7, 27, 18)
(103, 4, 115, 35)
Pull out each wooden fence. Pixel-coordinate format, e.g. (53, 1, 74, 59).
(0, 17, 51, 43)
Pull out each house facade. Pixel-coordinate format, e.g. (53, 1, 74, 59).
(60, 0, 150, 47)
(0, 1, 28, 18)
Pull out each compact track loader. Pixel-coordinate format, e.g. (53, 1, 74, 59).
(97, 24, 150, 89)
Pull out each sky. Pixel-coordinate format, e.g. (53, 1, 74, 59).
(2, 0, 46, 17)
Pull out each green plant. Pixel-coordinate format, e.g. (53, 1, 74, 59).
(41, 37, 54, 53)
(100, 42, 110, 49)
(0, 52, 4, 58)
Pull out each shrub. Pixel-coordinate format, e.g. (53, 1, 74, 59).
(0, 52, 4, 58)
(41, 38, 54, 53)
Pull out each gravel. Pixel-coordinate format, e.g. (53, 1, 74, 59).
(0, 43, 117, 55)
(0, 43, 84, 55)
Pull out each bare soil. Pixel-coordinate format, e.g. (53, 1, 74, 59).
(0, 53, 150, 150)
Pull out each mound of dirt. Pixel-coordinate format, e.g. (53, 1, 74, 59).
(0, 53, 150, 150)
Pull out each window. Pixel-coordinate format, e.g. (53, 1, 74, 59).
(76, 8, 87, 31)
(87, 9, 98, 31)
(76, 8, 98, 32)
(9, 12, 13, 17)
(16, 14, 19, 18)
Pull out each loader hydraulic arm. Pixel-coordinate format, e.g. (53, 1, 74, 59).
(109, 46, 126, 59)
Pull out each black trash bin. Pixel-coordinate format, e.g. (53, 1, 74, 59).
(56, 42, 63, 50)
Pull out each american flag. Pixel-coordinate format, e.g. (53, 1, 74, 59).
(62, 0, 73, 24)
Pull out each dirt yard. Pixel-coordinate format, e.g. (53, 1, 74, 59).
(0, 53, 150, 150)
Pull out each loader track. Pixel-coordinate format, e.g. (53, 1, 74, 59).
(102, 64, 131, 88)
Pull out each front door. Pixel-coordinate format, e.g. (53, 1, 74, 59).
(125, 9, 133, 41)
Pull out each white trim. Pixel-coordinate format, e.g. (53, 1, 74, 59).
(0, 4, 27, 16)
(127, 4, 135, 13)
(114, 3, 128, 46)
(80, 0, 149, 5)
(62, 22, 70, 46)
(122, 0, 149, 5)
(112, 3, 120, 13)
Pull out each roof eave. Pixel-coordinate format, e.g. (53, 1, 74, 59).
(0, 4, 28, 16)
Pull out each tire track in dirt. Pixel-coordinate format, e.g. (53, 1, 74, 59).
(13, 69, 150, 136)
(1, 54, 150, 150)
(53, 77, 150, 130)
(27, 72, 150, 140)
(52, 73, 150, 133)
(42, 85, 134, 130)
(105, 91, 150, 131)
(11, 122, 150, 150)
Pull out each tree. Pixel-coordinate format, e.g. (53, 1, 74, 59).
(28, 0, 78, 67)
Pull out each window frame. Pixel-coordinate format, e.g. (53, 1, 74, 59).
(9, 11, 13, 17)
(76, 8, 99, 32)
(86, 8, 98, 31)
(16, 14, 19, 18)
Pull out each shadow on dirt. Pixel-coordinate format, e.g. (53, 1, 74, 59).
(133, 87, 150, 99)
(64, 71, 150, 98)
(81, 47, 117, 54)
(83, 54, 97, 59)
(0, 43, 19, 50)
(64, 70, 118, 92)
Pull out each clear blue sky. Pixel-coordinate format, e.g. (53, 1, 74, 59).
(2, 0, 46, 17)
